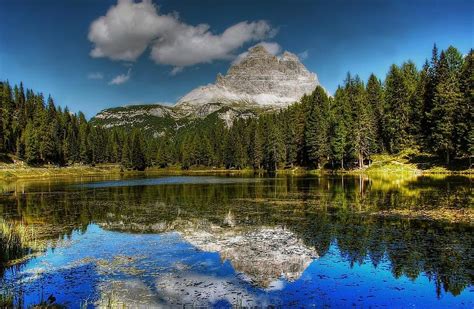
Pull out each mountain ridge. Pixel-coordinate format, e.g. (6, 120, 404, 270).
(91, 45, 320, 133)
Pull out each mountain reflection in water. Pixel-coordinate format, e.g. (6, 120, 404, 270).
(0, 174, 472, 307)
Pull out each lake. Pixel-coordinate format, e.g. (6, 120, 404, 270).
(0, 174, 472, 308)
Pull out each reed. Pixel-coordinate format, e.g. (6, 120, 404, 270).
(0, 219, 36, 265)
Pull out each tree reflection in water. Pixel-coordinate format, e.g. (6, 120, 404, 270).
(0, 174, 472, 299)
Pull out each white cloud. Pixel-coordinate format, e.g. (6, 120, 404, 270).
(109, 68, 131, 85)
(170, 66, 184, 75)
(298, 50, 309, 60)
(88, 0, 276, 67)
(150, 20, 274, 67)
(87, 72, 104, 80)
(88, 0, 164, 61)
(233, 42, 282, 65)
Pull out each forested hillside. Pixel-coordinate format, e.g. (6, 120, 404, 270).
(0, 45, 472, 171)
(157, 45, 473, 170)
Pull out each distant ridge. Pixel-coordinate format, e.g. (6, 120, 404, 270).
(91, 45, 321, 133)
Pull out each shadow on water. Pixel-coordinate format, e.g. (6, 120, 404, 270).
(0, 174, 472, 306)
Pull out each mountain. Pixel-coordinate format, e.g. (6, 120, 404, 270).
(91, 45, 320, 133)
(176, 45, 319, 107)
(100, 216, 318, 288)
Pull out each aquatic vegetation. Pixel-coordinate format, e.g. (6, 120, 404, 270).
(0, 219, 34, 266)
(0, 290, 13, 308)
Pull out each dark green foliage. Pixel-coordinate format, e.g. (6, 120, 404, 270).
(366, 74, 385, 152)
(384, 64, 412, 152)
(130, 130, 147, 171)
(261, 115, 285, 171)
(248, 120, 263, 169)
(0, 44, 471, 171)
(430, 52, 462, 164)
(455, 49, 473, 159)
(0, 81, 148, 169)
(305, 86, 331, 168)
(347, 75, 376, 167)
(24, 122, 40, 165)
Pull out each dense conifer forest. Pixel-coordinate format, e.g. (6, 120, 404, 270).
(0, 45, 472, 171)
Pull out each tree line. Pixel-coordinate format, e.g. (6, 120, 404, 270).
(161, 45, 473, 170)
(0, 83, 151, 170)
(0, 44, 472, 170)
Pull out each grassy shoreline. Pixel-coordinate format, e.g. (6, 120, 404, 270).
(0, 164, 472, 180)
(0, 153, 472, 180)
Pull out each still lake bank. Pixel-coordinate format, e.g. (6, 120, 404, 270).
(0, 155, 472, 180)
(0, 165, 472, 226)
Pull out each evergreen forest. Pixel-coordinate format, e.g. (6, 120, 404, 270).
(0, 45, 472, 171)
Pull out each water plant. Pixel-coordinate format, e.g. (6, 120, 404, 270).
(0, 219, 35, 267)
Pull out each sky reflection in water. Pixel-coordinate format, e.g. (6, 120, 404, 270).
(0, 175, 472, 308)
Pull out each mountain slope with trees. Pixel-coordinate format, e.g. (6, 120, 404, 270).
(0, 45, 472, 172)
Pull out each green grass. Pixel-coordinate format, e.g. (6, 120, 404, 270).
(0, 148, 471, 181)
(366, 149, 473, 175)
(0, 164, 123, 180)
(365, 153, 420, 175)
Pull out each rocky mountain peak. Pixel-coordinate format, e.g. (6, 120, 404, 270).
(176, 46, 320, 107)
(92, 46, 322, 133)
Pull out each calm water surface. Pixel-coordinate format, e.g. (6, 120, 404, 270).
(0, 174, 472, 308)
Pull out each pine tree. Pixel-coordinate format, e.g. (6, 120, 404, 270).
(422, 44, 440, 146)
(88, 127, 98, 164)
(454, 49, 472, 159)
(262, 116, 285, 171)
(79, 122, 91, 164)
(1, 82, 14, 152)
(401, 61, 421, 145)
(331, 115, 347, 169)
(305, 86, 331, 168)
(156, 138, 172, 167)
(366, 74, 384, 152)
(121, 135, 131, 168)
(24, 122, 41, 165)
(198, 135, 214, 166)
(283, 109, 298, 167)
(445, 46, 464, 77)
(41, 118, 59, 164)
(130, 130, 146, 170)
(414, 62, 430, 146)
(248, 121, 263, 169)
(430, 51, 461, 165)
(384, 64, 411, 153)
(224, 124, 244, 169)
(109, 130, 122, 163)
(349, 76, 375, 167)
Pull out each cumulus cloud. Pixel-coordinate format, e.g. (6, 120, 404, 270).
(233, 42, 282, 65)
(150, 20, 274, 67)
(89, 0, 164, 61)
(298, 50, 309, 60)
(88, 0, 276, 67)
(87, 72, 104, 80)
(109, 69, 131, 85)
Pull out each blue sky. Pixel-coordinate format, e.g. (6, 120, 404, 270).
(0, 0, 472, 118)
